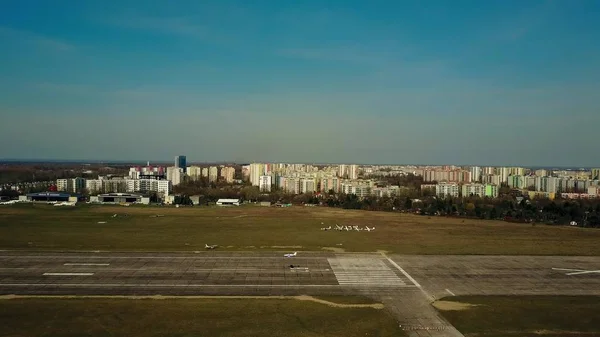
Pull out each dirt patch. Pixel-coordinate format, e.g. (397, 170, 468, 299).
(0, 295, 384, 309)
(322, 247, 345, 253)
(433, 301, 479, 311)
(294, 295, 384, 309)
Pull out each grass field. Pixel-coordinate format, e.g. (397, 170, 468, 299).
(1, 204, 599, 254)
(0, 297, 403, 337)
(434, 296, 600, 337)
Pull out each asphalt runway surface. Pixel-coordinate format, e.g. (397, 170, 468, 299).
(0, 251, 417, 296)
(395, 255, 600, 300)
(1, 251, 599, 337)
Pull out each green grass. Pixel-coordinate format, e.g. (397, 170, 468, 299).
(1, 204, 599, 254)
(0, 298, 404, 337)
(435, 296, 600, 337)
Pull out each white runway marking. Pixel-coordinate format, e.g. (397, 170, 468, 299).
(445, 288, 456, 296)
(0, 255, 323, 260)
(0, 283, 340, 288)
(64, 263, 110, 266)
(328, 257, 407, 287)
(552, 268, 600, 276)
(380, 254, 421, 287)
(43, 273, 94, 276)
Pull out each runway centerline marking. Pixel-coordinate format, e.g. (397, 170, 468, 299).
(552, 268, 600, 276)
(43, 273, 94, 276)
(64, 263, 110, 266)
(0, 283, 345, 288)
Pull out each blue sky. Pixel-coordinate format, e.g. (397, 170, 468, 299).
(1, 0, 599, 166)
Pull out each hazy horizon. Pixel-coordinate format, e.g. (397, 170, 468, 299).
(1, 1, 599, 167)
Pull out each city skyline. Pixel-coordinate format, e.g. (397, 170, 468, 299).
(1, 1, 599, 166)
(0, 157, 596, 170)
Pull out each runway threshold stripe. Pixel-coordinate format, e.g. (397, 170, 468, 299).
(43, 273, 94, 276)
(64, 263, 110, 266)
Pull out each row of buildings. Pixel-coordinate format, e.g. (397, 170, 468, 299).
(55, 156, 238, 195)
(424, 183, 499, 198)
(51, 158, 600, 200)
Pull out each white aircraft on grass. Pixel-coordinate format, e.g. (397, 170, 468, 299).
(335, 225, 343, 231)
(320, 226, 332, 231)
(205, 244, 218, 250)
(284, 252, 297, 258)
(365, 226, 375, 232)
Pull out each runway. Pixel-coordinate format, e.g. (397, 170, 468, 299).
(0, 251, 416, 296)
(2, 251, 599, 337)
(394, 255, 600, 300)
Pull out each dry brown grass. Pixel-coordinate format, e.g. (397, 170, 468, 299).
(1, 204, 599, 254)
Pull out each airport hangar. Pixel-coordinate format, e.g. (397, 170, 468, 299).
(20, 192, 85, 203)
(89, 193, 150, 205)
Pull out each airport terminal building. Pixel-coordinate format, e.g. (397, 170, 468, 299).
(20, 192, 85, 203)
(90, 193, 150, 205)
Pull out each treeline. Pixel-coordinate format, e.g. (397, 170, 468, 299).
(0, 164, 128, 184)
(173, 177, 600, 227)
(321, 193, 600, 227)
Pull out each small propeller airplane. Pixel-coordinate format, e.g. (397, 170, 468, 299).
(320, 226, 332, 231)
(284, 252, 297, 258)
(205, 244, 218, 250)
(365, 226, 375, 232)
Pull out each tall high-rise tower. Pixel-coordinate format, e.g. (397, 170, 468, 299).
(175, 155, 187, 169)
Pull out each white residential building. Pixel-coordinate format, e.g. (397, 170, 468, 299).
(372, 186, 400, 198)
(208, 166, 219, 183)
(284, 177, 300, 194)
(341, 184, 371, 198)
(320, 176, 340, 193)
(300, 178, 317, 194)
(470, 166, 482, 183)
(338, 164, 347, 178)
(259, 175, 272, 192)
(220, 167, 235, 183)
(167, 167, 185, 186)
(462, 183, 486, 197)
(56, 179, 69, 192)
(125, 179, 171, 195)
(498, 167, 511, 184)
(186, 166, 202, 181)
(85, 179, 103, 194)
(349, 164, 359, 179)
(56, 178, 85, 193)
(250, 163, 266, 186)
(435, 183, 459, 198)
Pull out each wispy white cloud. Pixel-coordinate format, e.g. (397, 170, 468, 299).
(0, 26, 74, 51)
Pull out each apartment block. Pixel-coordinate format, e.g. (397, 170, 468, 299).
(259, 175, 272, 192)
(208, 166, 219, 183)
(220, 167, 235, 183)
(435, 183, 459, 198)
(300, 178, 317, 194)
